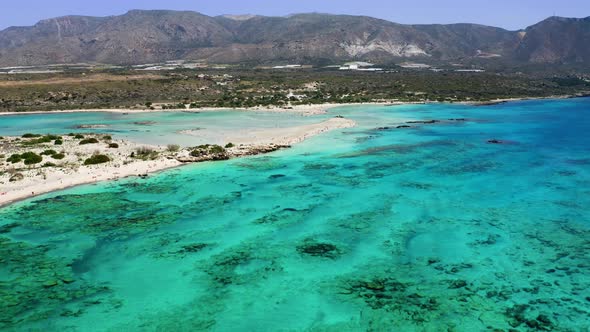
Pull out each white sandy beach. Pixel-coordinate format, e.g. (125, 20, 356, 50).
(1, 157, 183, 209)
(0, 104, 335, 116)
(0, 117, 356, 207)
(0, 102, 396, 117)
(0, 136, 182, 208)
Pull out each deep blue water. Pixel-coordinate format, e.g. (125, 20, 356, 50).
(0, 99, 589, 331)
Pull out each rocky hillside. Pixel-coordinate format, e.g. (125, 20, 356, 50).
(0, 10, 588, 66)
(515, 16, 590, 63)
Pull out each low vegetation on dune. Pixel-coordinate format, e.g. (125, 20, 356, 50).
(188, 145, 229, 161)
(166, 144, 180, 152)
(7, 152, 43, 165)
(79, 138, 100, 145)
(84, 154, 111, 165)
(52, 153, 65, 160)
(20, 134, 62, 146)
(40, 149, 57, 156)
(190, 144, 226, 157)
(132, 147, 159, 161)
(1, 131, 262, 185)
(0, 133, 118, 178)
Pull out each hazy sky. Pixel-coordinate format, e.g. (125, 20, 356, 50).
(1, 0, 589, 31)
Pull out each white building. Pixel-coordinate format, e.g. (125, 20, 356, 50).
(339, 61, 381, 71)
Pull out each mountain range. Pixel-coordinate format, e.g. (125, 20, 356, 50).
(0, 10, 589, 67)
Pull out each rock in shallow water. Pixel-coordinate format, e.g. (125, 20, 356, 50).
(448, 280, 468, 289)
(297, 241, 342, 259)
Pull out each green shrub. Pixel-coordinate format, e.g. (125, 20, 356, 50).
(191, 150, 209, 157)
(41, 149, 57, 156)
(103, 135, 113, 141)
(54, 139, 63, 145)
(7, 154, 22, 163)
(36, 137, 53, 144)
(20, 152, 43, 165)
(43, 162, 57, 167)
(79, 138, 99, 145)
(74, 134, 85, 139)
(225, 143, 235, 148)
(84, 154, 110, 165)
(167, 144, 180, 152)
(108, 143, 119, 149)
(22, 135, 61, 146)
(190, 145, 227, 157)
(210, 145, 225, 154)
(133, 147, 158, 160)
(52, 153, 65, 160)
(22, 133, 41, 138)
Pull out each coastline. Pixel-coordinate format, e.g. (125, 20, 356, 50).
(0, 103, 369, 117)
(0, 159, 185, 210)
(0, 92, 588, 117)
(2, 93, 588, 208)
(462, 93, 590, 106)
(0, 118, 355, 208)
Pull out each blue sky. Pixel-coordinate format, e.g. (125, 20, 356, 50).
(1, 0, 589, 30)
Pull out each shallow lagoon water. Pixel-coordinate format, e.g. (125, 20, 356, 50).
(0, 110, 328, 146)
(1, 99, 589, 331)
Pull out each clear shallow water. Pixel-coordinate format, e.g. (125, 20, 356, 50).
(0, 110, 328, 146)
(1, 99, 589, 331)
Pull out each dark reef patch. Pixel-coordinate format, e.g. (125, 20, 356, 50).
(0, 237, 111, 329)
(297, 240, 342, 259)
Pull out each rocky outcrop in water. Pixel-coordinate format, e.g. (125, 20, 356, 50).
(176, 144, 290, 163)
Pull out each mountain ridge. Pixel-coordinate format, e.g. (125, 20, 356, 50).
(0, 10, 588, 66)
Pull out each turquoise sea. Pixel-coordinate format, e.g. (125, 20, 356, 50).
(1, 99, 589, 331)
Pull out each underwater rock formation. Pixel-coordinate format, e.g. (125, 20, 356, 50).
(297, 240, 342, 259)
